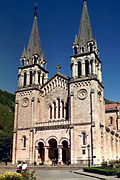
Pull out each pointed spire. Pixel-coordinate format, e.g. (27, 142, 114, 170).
(73, 34, 78, 45)
(78, 0, 93, 47)
(21, 46, 26, 57)
(27, 6, 41, 57)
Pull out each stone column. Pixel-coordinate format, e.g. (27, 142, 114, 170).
(29, 98, 34, 164)
(89, 61, 91, 76)
(82, 61, 85, 76)
(92, 60, 96, 75)
(34, 71, 38, 85)
(40, 74, 42, 86)
(70, 91, 74, 164)
(21, 74, 24, 87)
(27, 73, 30, 86)
(12, 100, 19, 164)
(75, 63, 78, 78)
(58, 146, 62, 164)
(45, 147, 49, 164)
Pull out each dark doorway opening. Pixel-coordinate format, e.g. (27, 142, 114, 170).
(48, 139, 58, 162)
(38, 142, 45, 164)
(62, 140, 70, 164)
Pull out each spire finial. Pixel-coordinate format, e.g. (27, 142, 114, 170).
(34, 4, 38, 17)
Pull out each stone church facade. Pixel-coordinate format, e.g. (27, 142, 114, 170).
(12, 0, 120, 165)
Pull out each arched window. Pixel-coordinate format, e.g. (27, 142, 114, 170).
(27, 59, 29, 65)
(82, 47, 84, 53)
(34, 56, 37, 64)
(21, 59, 24, 66)
(53, 102, 56, 119)
(38, 72, 40, 84)
(110, 117, 113, 125)
(85, 60, 89, 77)
(78, 61, 81, 77)
(61, 101, 64, 118)
(24, 72, 27, 86)
(42, 74, 44, 85)
(74, 47, 77, 55)
(82, 132, 86, 145)
(89, 43, 93, 52)
(30, 71, 32, 85)
(49, 105, 52, 119)
(23, 136, 26, 148)
(65, 103, 69, 120)
(90, 60, 93, 75)
(58, 98, 60, 118)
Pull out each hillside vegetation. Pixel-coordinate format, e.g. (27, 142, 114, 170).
(0, 89, 15, 162)
(105, 98, 115, 104)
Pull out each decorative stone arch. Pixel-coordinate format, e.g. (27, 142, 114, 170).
(46, 136, 59, 146)
(59, 138, 70, 146)
(35, 139, 46, 147)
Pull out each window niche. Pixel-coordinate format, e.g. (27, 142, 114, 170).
(58, 98, 60, 119)
(85, 60, 89, 77)
(23, 72, 27, 87)
(61, 101, 64, 119)
(49, 105, 52, 120)
(53, 102, 56, 119)
(78, 61, 81, 77)
(23, 136, 26, 149)
(109, 117, 113, 125)
(74, 47, 77, 55)
(82, 132, 86, 145)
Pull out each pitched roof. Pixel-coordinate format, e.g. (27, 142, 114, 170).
(78, 0, 93, 47)
(105, 104, 117, 110)
(27, 14, 41, 57)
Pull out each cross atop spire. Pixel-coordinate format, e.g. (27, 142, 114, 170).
(34, 4, 38, 17)
(56, 64, 62, 73)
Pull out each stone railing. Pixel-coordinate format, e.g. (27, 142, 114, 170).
(35, 119, 70, 127)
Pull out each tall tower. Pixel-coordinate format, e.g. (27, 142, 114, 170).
(12, 8, 48, 164)
(69, 0, 105, 164)
(18, 8, 48, 90)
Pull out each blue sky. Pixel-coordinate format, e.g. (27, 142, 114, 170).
(0, 0, 120, 101)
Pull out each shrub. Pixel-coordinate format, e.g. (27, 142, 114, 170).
(84, 167, 117, 176)
(101, 161, 107, 169)
(2, 172, 22, 180)
(21, 169, 36, 180)
(116, 171, 120, 178)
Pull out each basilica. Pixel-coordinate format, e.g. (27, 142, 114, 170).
(12, 0, 120, 165)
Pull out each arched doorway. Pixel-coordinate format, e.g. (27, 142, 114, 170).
(48, 138, 58, 162)
(38, 142, 45, 164)
(62, 140, 70, 164)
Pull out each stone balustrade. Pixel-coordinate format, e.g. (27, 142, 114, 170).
(35, 119, 70, 127)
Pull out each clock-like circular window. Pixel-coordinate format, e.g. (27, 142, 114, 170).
(77, 89, 88, 100)
(22, 97, 29, 107)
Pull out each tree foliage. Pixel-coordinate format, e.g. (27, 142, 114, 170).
(0, 89, 15, 162)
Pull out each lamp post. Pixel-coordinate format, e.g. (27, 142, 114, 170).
(87, 144, 90, 167)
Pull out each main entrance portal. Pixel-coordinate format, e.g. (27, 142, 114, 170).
(38, 142, 45, 164)
(48, 139, 58, 162)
